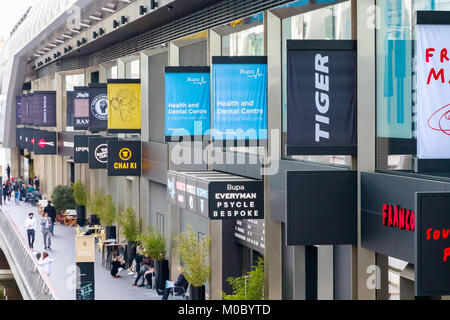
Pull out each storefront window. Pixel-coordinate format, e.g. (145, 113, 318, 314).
(375, 0, 450, 171)
(279, 1, 352, 166)
(65, 74, 84, 91)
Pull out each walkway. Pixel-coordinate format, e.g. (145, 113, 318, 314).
(2, 201, 160, 300)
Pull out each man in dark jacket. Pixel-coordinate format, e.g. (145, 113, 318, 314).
(162, 266, 189, 300)
(44, 201, 57, 236)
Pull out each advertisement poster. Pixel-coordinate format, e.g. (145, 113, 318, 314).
(107, 79, 141, 133)
(88, 137, 118, 169)
(107, 140, 141, 176)
(33, 130, 57, 155)
(89, 83, 108, 132)
(212, 56, 267, 142)
(73, 86, 90, 130)
(417, 24, 450, 159)
(165, 67, 210, 141)
(20, 95, 29, 125)
(31, 91, 57, 127)
(286, 40, 357, 155)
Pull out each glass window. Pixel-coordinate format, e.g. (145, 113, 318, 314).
(65, 74, 84, 91)
(108, 65, 118, 79)
(128, 59, 140, 79)
(280, 1, 352, 166)
(375, 0, 450, 171)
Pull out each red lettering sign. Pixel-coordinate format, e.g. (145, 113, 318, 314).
(382, 204, 415, 232)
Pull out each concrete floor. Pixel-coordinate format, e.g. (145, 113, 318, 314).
(3, 201, 161, 300)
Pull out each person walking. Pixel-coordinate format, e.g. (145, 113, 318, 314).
(38, 251, 53, 276)
(41, 212, 52, 250)
(13, 181, 19, 205)
(2, 183, 9, 204)
(44, 201, 57, 236)
(24, 212, 36, 249)
(6, 164, 10, 181)
(20, 184, 26, 202)
(33, 176, 40, 191)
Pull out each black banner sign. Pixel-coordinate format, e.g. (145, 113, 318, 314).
(234, 219, 265, 253)
(107, 140, 141, 176)
(21, 95, 29, 125)
(25, 127, 35, 152)
(74, 87, 90, 130)
(89, 137, 118, 169)
(58, 132, 75, 157)
(34, 130, 57, 155)
(415, 192, 450, 297)
(286, 40, 357, 156)
(209, 181, 264, 220)
(67, 91, 75, 128)
(286, 171, 357, 245)
(31, 91, 57, 127)
(17, 128, 25, 149)
(89, 84, 108, 131)
(74, 135, 99, 163)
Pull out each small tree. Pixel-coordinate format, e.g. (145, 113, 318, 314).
(118, 207, 142, 243)
(0, 285, 5, 300)
(137, 227, 166, 260)
(87, 190, 105, 216)
(175, 225, 211, 287)
(98, 194, 117, 226)
(51, 185, 76, 214)
(72, 180, 87, 206)
(222, 257, 266, 300)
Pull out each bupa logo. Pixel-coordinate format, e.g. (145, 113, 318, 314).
(240, 67, 264, 79)
(187, 76, 207, 86)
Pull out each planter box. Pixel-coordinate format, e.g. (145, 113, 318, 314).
(155, 260, 169, 294)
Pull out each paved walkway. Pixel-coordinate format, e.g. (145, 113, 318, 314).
(2, 201, 160, 300)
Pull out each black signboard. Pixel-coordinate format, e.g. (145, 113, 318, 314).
(31, 91, 57, 127)
(89, 137, 118, 169)
(107, 140, 141, 176)
(89, 84, 108, 131)
(168, 173, 208, 218)
(74, 135, 99, 163)
(76, 262, 95, 300)
(16, 96, 21, 125)
(34, 130, 57, 155)
(74, 87, 90, 130)
(234, 219, 265, 254)
(286, 171, 357, 245)
(25, 127, 35, 152)
(415, 192, 450, 297)
(209, 180, 264, 220)
(67, 91, 75, 128)
(17, 128, 25, 149)
(286, 40, 357, 156)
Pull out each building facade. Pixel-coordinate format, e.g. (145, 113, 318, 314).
(1, 0, 450, 300)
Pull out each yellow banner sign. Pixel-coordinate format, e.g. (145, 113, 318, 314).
(107, 80, 141, 133)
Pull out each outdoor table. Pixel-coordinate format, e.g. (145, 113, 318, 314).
(101, 241, 127, 270)
(62, 212, 77, 227)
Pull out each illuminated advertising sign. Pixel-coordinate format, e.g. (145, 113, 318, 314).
(107, 140, 141, 176)
(165, 67, 210, 141)
(212, 56, 267, 144)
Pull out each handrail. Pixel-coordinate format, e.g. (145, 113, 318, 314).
(0, 207, 60, 300)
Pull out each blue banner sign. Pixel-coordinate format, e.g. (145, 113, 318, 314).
(212, 56, 268, 143)
(165, 67, 211, 141)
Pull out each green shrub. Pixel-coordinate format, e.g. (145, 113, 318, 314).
(51, 185, 76, 214)
(222, 257, 266, 300)
(72, 180, 87, 206)
(175, 225, 211, 287)
(87, 190, 105, 216)
(118, 207, 142, 242)
(98, 194, 117, 226)
(137, 227, 166, 261)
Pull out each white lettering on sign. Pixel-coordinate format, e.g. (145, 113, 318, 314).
(315, 54, 330, 143)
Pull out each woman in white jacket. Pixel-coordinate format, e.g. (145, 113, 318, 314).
(38, 251, 53, 276)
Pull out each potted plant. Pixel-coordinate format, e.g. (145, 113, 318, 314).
(72, 180, 87, 226)
(93, 193, 117, 240)
(87, 190, 104, 223)
(138, 227, 168, 294)
(175, 225, 211, 300)
(222, 257, 266, 300)
(118, 207, 142, 266)
(51, 185, 76, 215)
